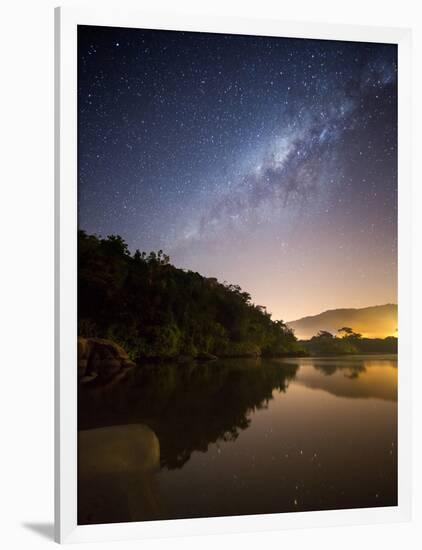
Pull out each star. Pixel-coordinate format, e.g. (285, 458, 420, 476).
(78, 25, 397, 321)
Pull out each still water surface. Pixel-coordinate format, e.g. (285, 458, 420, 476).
(78, 355, 397, 524)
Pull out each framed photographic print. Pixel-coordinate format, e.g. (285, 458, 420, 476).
(55, 6, 412, 544)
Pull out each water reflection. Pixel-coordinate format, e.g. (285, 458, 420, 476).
(279, 356, 397, 402)
(79, 359, 298, 469)
(78, 424, 161, 524)
(78, 355, 397, 524)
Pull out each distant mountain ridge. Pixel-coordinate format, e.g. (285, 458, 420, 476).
(287, 304, 397, 340)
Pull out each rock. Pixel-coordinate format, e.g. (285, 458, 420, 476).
(78, 337, 135, 382)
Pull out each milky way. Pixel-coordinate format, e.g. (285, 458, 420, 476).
(78, 26, 397, 321)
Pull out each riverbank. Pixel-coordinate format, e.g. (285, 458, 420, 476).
(78, 335, 398, 387)
(77, 336, 311, 383)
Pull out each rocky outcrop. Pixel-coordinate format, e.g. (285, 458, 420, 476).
(78, 337, 135, 383)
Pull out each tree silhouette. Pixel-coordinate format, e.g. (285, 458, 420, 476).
(338, 327, 362, 340)
(78, 230, 303, 360)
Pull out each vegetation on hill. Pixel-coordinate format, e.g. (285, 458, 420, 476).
(287, 304, 397, 340)
(302, 327, 397, 356)
(78, 230, 304, 361)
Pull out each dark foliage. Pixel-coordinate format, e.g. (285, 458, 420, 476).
(355, 336, 398, 354)
(302, 328, 397, 356)
(78, 230, 303, 360)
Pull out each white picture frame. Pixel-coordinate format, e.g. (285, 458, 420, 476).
(55, 6, 412, 544)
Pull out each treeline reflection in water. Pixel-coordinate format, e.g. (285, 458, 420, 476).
(78, 355, 397, 524)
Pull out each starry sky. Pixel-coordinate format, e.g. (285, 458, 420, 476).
(78, 25, 397, 322)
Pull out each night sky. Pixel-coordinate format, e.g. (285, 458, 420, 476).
(78, 26, 397, 322)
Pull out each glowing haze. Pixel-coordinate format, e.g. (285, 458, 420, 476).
(78, 27, 397, 322)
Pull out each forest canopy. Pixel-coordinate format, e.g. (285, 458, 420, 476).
(78, 230, 303, 360)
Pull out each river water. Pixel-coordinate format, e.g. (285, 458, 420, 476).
(78, 354, 397, 524)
